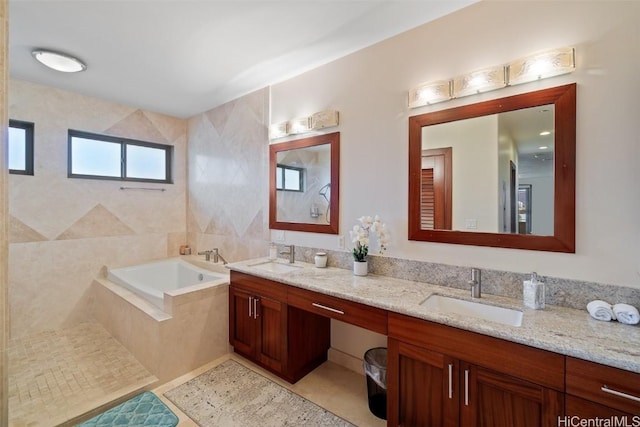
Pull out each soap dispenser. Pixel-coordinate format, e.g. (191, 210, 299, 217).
(523, 272, 545, 310)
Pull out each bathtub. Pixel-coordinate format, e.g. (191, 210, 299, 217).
(107, 258, 228, 310)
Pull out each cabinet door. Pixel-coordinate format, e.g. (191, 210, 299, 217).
(255, 295, 287, 373)
(460, 362, 564, 427)
(229, 286, 255, 357)
(566, 395, 636, 418)
(388, 338, 458, 427)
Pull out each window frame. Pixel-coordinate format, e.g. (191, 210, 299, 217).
(67, 129, 174, 184)
(276, 163, 304, 192)
(8, 119, 35, 175)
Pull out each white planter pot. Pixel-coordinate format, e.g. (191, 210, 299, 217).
(353, 260, 368, 276)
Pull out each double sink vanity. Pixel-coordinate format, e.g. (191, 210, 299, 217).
(227, 258, 640, 426)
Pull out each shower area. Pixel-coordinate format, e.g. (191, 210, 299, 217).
(6, 80, 191, 425)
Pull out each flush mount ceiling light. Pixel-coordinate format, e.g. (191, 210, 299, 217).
(32, 49, 87, 73)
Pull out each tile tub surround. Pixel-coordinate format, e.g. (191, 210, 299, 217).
(289, 246, 640, 311)
(227, 258, 640, 374)
(92, 257, 230, 384)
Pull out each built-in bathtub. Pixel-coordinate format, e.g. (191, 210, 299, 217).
(107, 258, 228, 311)
(92, 256, 230, 383)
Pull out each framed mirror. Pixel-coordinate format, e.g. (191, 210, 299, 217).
(270, 132, 340, 234)
(408, 84, 575, 252)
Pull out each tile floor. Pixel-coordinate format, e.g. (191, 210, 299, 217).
(7, 321, 157, 426)
(155, 353, 387, 427)
(8, 322, 385, 427)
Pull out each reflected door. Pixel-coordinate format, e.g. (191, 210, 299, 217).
(421, 148, 452, 230)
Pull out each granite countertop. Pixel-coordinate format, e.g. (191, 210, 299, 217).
(227, 257, 640, 374)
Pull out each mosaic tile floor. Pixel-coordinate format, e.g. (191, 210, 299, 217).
(8, 321, 157, 426)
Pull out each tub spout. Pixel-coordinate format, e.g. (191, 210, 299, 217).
(197, 250, 213, 261)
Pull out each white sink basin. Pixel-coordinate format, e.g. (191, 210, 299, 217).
(421, 294, 523, 327)
(248, 260, 304, 274)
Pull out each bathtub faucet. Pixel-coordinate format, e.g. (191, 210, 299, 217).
(197, 248, 228, 264)
(212, 248, 228, 265)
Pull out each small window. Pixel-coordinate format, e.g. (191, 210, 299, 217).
(276, 164, 304, 192)
(8, 120, 34, 175)
(68, 130, 173, 183)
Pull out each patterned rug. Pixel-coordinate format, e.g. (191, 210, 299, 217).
(164, 360, 355, 426)
(78, 391, 178, 427)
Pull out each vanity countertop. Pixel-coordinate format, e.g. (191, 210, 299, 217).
(227, 258, 640, 374)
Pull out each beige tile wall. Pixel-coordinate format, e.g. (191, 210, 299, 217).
(8, 80, 188, 339)
(1, 0, 9, 422)
(186, 88, 270, 262)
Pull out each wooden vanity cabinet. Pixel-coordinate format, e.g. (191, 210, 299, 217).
(229, 271, 330, 383)
(566, 357, 640, 417)
(387, 312, 565, 427)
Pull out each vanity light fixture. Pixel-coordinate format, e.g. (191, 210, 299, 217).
(408, 80, 451, 108)
(507, 47, 575, 86)
(310, 110, 339, 130)
(269, 122, 289, 139)
(288, 117, 312, 135)
(269, 110, 340, 140)
(32, 49, 87, 73)
(539, 131, 551, 136)
(408, 46, 575, 109)
(452, 65, 506, 99)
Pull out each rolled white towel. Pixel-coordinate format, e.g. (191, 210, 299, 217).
(587, 300, 616, 322)
(612, 303, 640, 325)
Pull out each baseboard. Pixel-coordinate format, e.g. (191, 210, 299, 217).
(328, 347, 364, 375)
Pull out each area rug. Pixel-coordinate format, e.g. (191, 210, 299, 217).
(78, 391, 178, 427)
(164, 360, 355, 426)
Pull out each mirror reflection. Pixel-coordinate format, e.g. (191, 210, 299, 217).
(269, 132, 340, 234)
(421, 105, 555, 235)
(276, 143, 332, 224)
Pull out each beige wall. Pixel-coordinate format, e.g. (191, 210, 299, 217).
(271, 1, 640, 289)
(8, 80, 188, 338)
(1, 0, 8, 422)
(186, 88, 270, 261)
(270, 1, 640, 365)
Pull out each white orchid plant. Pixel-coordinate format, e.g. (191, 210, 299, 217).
(349, 215, 389, 262)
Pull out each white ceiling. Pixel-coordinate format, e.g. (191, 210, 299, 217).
(9, 0, 477, 118)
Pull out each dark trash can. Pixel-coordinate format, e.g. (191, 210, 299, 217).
(364, 347, 387, 420)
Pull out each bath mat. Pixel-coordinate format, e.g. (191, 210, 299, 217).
(164, 359, 355, 426)
(78, 391, 178, 427)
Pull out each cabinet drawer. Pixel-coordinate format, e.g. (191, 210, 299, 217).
(388, 312, 565, 391)
(566, 357, 640, 415)
(230, 271, 288, 301)
(288, 287, 387, 334)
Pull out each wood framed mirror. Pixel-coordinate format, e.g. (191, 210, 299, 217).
(270, 131, 340, 234)
(408, 84, 576, 252)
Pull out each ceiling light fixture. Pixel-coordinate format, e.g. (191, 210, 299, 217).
(32, 49, 87, 73)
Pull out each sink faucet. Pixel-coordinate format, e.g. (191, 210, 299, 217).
(280, 245, 295, 263)
(197, 248, 228, 264)
(469, 268, 481, 298)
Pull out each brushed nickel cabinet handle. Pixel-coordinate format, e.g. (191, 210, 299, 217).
(601, 385, 640, 403)
(448, 364, 453, 399)
(311, 302, 345, 315)
(464, 369, 470, 406)
(253, 298, 259, 319)
(248, 296, 252, 318)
